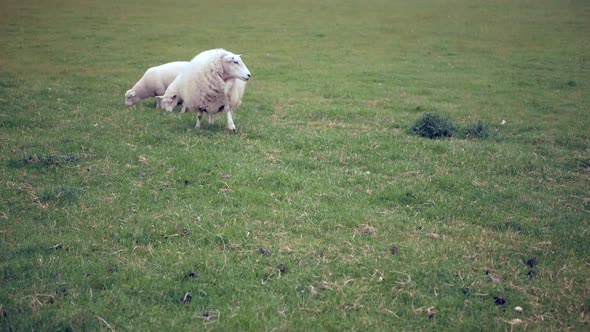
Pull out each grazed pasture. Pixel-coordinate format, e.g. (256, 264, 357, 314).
(1, 0, 589, 330)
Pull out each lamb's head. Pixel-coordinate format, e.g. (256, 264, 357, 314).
(221, 54, 251, 81)
(156, 94, 180, 112)
(125, 90, 140, 107)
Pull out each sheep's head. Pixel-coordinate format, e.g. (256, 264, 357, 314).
(125, 90, 140, 106)
(156, 94, 180, 112)
(222, 54, 251, 81)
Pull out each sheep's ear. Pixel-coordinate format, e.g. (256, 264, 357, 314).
(155, 96, 163, 100)
(129, 91, 136, 97)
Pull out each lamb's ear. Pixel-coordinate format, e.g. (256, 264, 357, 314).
(129, 91, 136, 97)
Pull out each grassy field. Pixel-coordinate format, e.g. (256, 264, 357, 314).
(1, 0, 589, 330)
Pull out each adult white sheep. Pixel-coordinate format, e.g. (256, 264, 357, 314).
(125, 61, 189, 109)
(157, 49, 251, 132)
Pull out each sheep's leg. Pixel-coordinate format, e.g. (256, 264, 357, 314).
(180, 103, 187, 113)
(156, 98, 161, 109)
(226, 109, 236, 133)
(208, 113, 215, 125)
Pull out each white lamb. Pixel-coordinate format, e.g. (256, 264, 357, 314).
(157, 49, 251, 132)
(158, 74, 188, 113)
(125, 61, 189, 109)
(160, 72, 247, 117)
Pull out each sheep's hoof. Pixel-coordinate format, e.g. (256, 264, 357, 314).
(230, 128, 237, 134)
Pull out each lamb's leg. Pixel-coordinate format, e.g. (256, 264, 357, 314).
(195, 110, 203, 129)
(226, 109, 236, 133)
(155, 87, 166, 109)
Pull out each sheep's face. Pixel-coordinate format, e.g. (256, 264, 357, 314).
(222, 54, 251, 81)
(157, 94, 179, 112)
(125, 90, 140, 106)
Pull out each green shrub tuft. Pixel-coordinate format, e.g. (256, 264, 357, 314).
(39, 186, 82, 204)
(410, 112, 456, 139)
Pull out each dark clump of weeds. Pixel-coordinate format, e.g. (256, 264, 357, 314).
(410, 112, 456, 139)
(39, 186, 82, 204)
(462, 120, 491, 139)
(410, 111, 493, 140)
(9, 154, 80, 170)
(399, 191, 420, 206)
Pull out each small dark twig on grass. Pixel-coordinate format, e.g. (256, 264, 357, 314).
(390, 245, 399, 255)
(181, 292, 192, 304)
(526, 258, 537, 268)
(494, 296, 506, 305)
(97, 316, 115, 332)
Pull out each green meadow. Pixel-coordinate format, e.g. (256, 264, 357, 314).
(1, 0, 589, 330)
